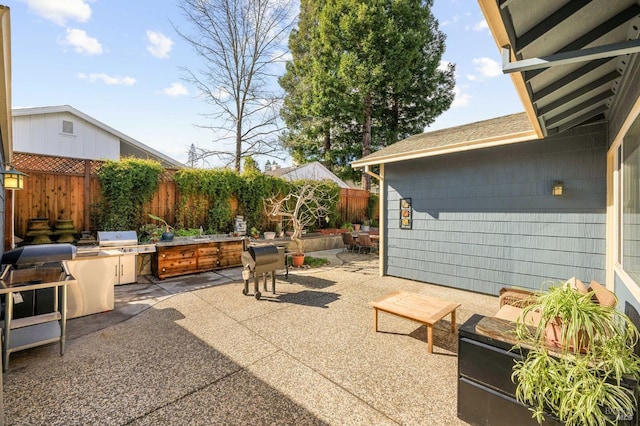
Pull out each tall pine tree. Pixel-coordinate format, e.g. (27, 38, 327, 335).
(280, 0, 455, 189)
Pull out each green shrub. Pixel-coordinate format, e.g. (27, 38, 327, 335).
(96, 158, 164, 231)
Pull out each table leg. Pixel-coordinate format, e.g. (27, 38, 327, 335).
(427, 325, 433, 353)
(373, 308, 378, 332)
(451, 309, 457, 333)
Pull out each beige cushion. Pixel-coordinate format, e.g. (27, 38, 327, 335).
(589, 280, 617, 308)
(495, 304, 541, 327)
(566, 276, 588, 295)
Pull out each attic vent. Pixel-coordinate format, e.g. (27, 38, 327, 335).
(62, 120, 74, 134)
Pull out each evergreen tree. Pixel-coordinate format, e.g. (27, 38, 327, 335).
(280, 0, 455, 189)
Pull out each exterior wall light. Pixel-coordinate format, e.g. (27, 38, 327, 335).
(0, 166, 27, 190)
(552, 181, 563, 196)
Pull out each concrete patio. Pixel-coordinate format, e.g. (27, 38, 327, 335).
(3, 249, 498, 425)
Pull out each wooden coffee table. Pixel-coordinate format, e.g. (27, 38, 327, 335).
(369, 291, 461, 353)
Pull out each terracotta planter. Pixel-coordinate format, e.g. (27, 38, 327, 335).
(353, 224, 361, 232)
(545, 318, 589, 353)
(291, 254, 305, 267)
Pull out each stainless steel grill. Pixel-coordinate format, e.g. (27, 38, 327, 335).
(97, 231, 156, 254)
(95, 231, 156, 285)
(0, 243, 77, 369)
(241, 241, 286, 300)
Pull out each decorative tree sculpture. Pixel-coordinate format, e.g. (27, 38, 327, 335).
(264, 181, 337, 258)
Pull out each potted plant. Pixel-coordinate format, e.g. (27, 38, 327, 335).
(264, 181, 338, 267)
(341, 222, 354, 233)
(138, 223, 163, 243)
(250, 226, 260, 239)
(148, 213, 174, 241)
(361, 219, 370, 232)
(512, 281, 640, 425)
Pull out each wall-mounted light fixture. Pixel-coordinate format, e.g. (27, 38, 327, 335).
(552, 181, 563, 196)
(0, 166, 27, 190)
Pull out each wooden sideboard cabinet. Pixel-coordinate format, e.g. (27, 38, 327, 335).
(457, 314, 638, 426)
(152, 239, 243, 279)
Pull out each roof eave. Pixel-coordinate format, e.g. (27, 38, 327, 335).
(477, 0, 544, 139)
(0, 6, 11, 164)
(351, 130, 538, 168)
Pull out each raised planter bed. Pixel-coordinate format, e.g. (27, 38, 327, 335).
(318, 228, 350, 235)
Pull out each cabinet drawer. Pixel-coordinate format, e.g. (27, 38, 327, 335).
(158, 257, 196, 271)
(458, 377, 561, 426)
(197, 245, 219, 257)
(157, 248, 195, 260)
(459, 337, 521, 395)
(219, 241, 243, 253)
(198, 257, 219, 270)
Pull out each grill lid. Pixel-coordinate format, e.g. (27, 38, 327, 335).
(97, 231, 138, 247)
(1, 243, 77, 266)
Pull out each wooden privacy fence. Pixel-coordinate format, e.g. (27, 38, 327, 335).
(7, 154, 371, 243)
(339, 188, 371, 223)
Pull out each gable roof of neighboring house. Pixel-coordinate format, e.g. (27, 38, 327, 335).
(12, 105, 183, 169)
(265, 161, 350, 188)
(352, 112, 537, 167)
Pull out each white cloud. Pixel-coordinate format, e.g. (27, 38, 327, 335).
(78, 73, 136, 85)
(440, 14, 460, 27)
(146, 31, 174, 59)
(451, 85, 471, 108)
(61, 28, 102, 55)
(163, 82, 188, 96)
(25, 0, 91, 26)
(472, 57, 502, 79)
(470, 20, 489, 32)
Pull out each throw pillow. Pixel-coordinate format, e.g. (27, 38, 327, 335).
(566, 276, 589, 295)
(589, 280, 617, 308)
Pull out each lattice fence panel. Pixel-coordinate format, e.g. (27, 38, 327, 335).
(13, 153, 102, 175)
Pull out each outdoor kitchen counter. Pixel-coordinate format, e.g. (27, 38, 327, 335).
(154, 235, 246, 247)
(152, 236, 246, 279)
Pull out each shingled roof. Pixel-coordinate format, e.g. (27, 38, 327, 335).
(351, 112, 537, 167)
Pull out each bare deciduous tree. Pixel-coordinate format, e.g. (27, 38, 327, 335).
(175, 0, 296, 171)
(264, 181, 337, 255)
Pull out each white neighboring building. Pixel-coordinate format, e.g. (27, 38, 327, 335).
(12, 105, 183, 168)
(265, 161, 350, 188)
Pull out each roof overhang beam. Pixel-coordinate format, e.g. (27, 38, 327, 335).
(502, 39, 640, 74)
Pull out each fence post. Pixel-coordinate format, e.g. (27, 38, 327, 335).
(84, 160, 91, 232)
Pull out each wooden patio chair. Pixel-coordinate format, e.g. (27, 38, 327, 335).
(342, 232, 356, 252)
(356, 233, 378, 254)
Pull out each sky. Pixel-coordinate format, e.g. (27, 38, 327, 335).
(8, 0, 524, 168)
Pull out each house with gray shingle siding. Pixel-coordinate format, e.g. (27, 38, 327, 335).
(353, 0, 640, 321)
(354, 114, 607, 295)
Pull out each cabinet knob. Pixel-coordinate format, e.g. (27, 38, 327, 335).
(162, 268, 166, 272)
(162, 254, 166, 258)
